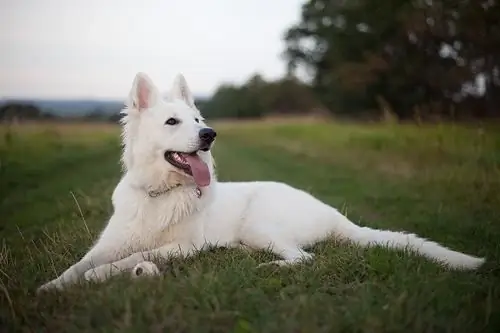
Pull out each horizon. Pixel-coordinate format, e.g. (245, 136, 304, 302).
(1, 0, 304, 100)
(0, 94, 211, 102)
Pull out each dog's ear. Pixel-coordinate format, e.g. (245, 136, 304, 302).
(169, 73, 196, 109)
(127, 72, 159, 111)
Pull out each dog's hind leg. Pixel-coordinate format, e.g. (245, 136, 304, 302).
(239, 220, 315, 268)
(84, 242, 195, 283)
(241, 233, 314, 267)
(257, 244, 314, 268)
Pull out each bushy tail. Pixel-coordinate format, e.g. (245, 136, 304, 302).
(335, 215, 485, 270)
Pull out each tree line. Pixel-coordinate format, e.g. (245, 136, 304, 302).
(198, 74, 325, 119)
(201, 0, 500, 121)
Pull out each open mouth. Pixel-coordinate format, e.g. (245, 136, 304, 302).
(165, 151, 195, 175)
(164, 151, 211, 187)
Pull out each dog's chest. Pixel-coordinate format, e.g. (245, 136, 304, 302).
(135, 193, 203, 246)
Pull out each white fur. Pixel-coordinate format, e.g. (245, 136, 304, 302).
(37, 73, 485, 292)
(131, 261, 160, 278)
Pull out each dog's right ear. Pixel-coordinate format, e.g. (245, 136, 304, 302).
(127, 72, 159, 111)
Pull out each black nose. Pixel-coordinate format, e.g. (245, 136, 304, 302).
(199, 127, 217, 144)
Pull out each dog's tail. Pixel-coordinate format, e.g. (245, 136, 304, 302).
(333, 212, 485, 270)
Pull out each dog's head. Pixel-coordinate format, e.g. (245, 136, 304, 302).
(120, 72, 216, 190)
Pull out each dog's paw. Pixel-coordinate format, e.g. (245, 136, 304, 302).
(36, 279, 63, 294)
(131, 261, 160, 279)
(257, 260, 288, 268)
(84, 268, 107, 282)
(257, 253, 315, 268)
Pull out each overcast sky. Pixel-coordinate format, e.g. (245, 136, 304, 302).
(0, 0, 304, 99)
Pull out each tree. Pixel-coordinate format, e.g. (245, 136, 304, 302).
(0, 103, 42, 122)
(199, 74, 322, 119)
(283, 0, 500, 120)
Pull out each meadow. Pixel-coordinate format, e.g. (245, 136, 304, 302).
(1, 120, 499, 332)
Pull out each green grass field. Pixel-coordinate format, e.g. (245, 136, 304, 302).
(1, 120, 500, 332)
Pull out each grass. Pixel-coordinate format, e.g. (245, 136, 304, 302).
(1, 120, 499, 332)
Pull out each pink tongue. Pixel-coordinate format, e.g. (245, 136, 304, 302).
(182, 153, 211, 187)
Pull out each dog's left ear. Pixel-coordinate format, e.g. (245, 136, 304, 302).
(169, 73, 196, 109)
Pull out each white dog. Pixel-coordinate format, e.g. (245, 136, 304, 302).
(38, 72, 485, 292)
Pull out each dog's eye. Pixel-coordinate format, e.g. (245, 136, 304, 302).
(165, 118, 179, 126)
(195, 118, 199, 123)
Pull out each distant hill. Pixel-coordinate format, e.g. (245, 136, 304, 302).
(0, 98, 125, 118)
(0, 96, 209, 118)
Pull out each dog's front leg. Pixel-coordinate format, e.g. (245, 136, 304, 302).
(84, 243, 195, 283)
(37, 253, 106, 292)
(37, 234, 128, 292)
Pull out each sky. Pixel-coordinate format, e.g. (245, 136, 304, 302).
(0, 0, 304, 100)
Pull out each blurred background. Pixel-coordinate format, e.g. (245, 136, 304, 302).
(2, 2, 500, 332)
(2, 0, 499, 122)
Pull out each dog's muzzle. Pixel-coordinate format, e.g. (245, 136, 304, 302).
(199, 127, 217, 151)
